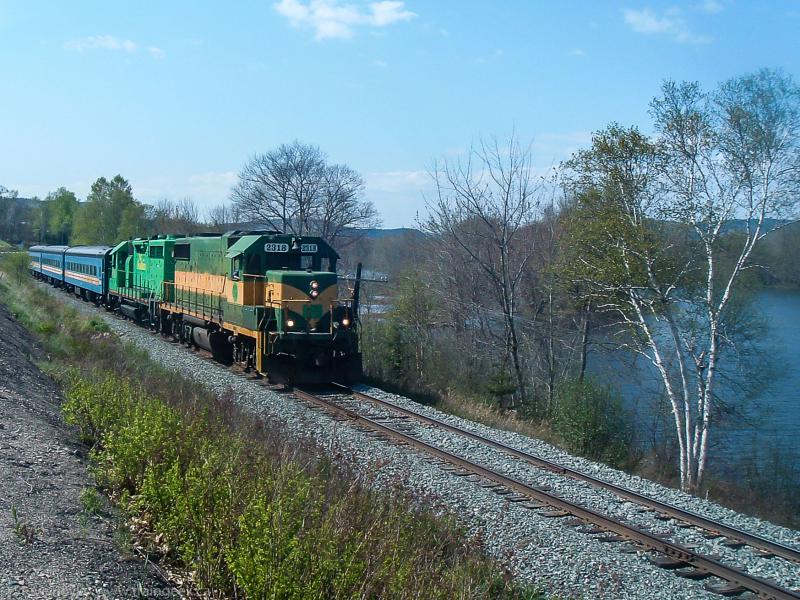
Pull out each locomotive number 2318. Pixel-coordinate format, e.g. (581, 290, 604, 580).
(264, 243, 319, 253)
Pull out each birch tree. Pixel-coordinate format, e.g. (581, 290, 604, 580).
(424, 135, 540, 405)
(563, 70, 800, 491)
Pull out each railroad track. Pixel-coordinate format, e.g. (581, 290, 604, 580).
(288, 384, 800, 600)
(336, 384, 800, 565)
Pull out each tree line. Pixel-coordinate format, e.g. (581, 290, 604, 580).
(2, 141, 380, 249)
(1, 177, 209, 247)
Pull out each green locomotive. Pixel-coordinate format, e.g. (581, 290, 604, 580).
(107, 230, 361, 383)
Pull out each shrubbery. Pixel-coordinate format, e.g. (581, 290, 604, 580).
(61, 370, 535, 598)
(550, 378, 632, 467)
(0, 251, 30, 283)
(363, 297, 634, 469)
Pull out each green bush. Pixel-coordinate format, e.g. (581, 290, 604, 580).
(59, 369, 537, 599)
(0, 251, 29, 283)
(551, 377, 632, 466)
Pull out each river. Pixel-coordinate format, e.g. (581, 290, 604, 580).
(588, 288, 800, 480)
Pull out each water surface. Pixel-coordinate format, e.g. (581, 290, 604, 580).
(588, 289, 800, 478)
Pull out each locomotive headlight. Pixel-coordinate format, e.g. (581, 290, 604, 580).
(286, 319, 295, 328)
(310, 280, 319, 290)
(310, 290, 319, 298)
(341, 318, 350, 327)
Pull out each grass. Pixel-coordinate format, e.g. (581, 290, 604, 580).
(80, 487, 103, 516)
(11, 505, 39, 544)
(0, 271, 543, 599)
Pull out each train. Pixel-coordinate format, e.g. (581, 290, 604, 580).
(29, 230, 363, 384)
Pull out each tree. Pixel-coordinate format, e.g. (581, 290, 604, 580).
(314, 164, 378, 246)
(146, 198, 203, 235)
(46, 188, 79, 244)
(0, 185, 25, 244)
(424, 135, 540, 406)
(32, 198, 49, 244)
(72, 175, 145, 244)
(207, 202, 242, 230)
(231, 141, 379, 247)
(117, 201, 146, 240)
(562, 69, 800, 491)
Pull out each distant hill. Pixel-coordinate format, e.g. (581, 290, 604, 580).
(360, 227, 424, 240)
(2, 196, 38, 209)
(719, 218, 795, 234)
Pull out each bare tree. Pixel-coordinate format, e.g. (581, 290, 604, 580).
(230, 141, 377, 246)
(315, 164, 378, 247)
(424, 135, 540, 405)
(147, 197, 203, 234)
(207, 202, 242, 230)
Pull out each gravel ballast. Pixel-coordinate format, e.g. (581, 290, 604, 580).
(49, 286, 800, 599)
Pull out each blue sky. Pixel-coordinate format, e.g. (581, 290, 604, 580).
(1, 1, 798, 227)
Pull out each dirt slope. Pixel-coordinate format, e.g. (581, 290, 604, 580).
(0, 301, 178, 599)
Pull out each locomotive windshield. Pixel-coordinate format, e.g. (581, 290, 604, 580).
(264, 252, 327, 271)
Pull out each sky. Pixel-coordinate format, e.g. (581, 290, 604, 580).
(1, 1, 798, 228)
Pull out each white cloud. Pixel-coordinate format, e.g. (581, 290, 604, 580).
(274, 0, 416, 40)
(65, 35, 137, 53)
(366, 169, 429, 194)
(133, 171, 238, 216)
(372, 58, 388, 68)
(569, 48, 586, 57)
(364, 169, 431, 227)
(623, 8, 711, 44)
(473, 48, 505, 65)
(146, 46, 165, 59)
(696, 0, 724, 14)
(64, 35, 165, 58)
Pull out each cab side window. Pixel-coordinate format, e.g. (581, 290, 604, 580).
(246, 253, 262, 275)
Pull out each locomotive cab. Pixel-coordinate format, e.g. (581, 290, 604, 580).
(222, 231, 361, 383)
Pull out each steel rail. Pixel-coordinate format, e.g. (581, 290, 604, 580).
(333, 383, 800, 565)
(293, 387, 800, 600)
